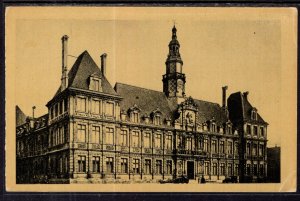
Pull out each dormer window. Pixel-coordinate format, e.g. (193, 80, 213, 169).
(89, 73, 102, 92)
(251, 108, 258, 120)
(151, 108, 162, 126)
(128, 104, 141, 123)
(226, 122, 232, 135)
(209, 119, 216, 133)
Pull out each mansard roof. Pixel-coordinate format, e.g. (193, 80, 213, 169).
(54, 50, 118, 97)
(228, 92, 267, 124)
(16, 105, 27, 126)
(114, 82, 228, 126)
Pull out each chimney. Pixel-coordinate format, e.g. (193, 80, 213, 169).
(222, 86, 228, 108)
(101, 53, 107, 76)
(61, 35, 69, 91)
(243, 91, 249, 100)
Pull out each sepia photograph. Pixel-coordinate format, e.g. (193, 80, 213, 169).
(5, 7, 297, 192)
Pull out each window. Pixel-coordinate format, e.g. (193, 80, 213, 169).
(246, 164, 251, 175)
(235, 164, 239, 176)
(211, 123, 216, 132)
(59, 101, 63, 115)
(253, 164, 258, 176)
(154, 115, 161, 125)
(204, 162, 209, 175)
(51, 107, 54, 119)
(133, 159, 140, 174)
(166, 135, 172, 149)
(260, 127, 264, 136)
(64, 98, 68, 112)
(166, 160, 172, 174)
(93, 79, 100, 91)
(253, 126, 258, 136)
(220, 163, 225, 175)
(226, 125, 232, 134)
(105, 127, 114, 145)
(77, 124, 86, 142)
(155, 134, 162, 148)
(106, 157, 114, 173)
(234, 142, 238, 155)
(76, 97, 86, 112)
(92, 156, 100, 173)
(220, 141, 225, 153)
(121, 158, 128, 173)
(211, 140, 217, 153)
(212, 163, 217, 175)
(55, 104, 58, 117)
(143, 132, 151, 148)
(120, 130, 128, 146)
(132, 131, 140, 147)
(259, 144, 264, 156)
(156, 160, 162, 174)
(246, 125, 251, 134)
(91, 99, 101, 114)
(131, 112, 139, 123)
(259, 164, 264, 176)
(186, 137, 192, 150)
(246, 143, 251, 155)
(78, 155, 86, 172)
(253, 144, 257, 156)
(228, 163, 233, 176)
(203, 139, 208, 152)
(91, 126, 100, 143)
(89, 77, 101, 91)
(227, 141, 233, 154)
(106, 102, 114, 116)
(144, 159, 151, 174)
(251, 110, 257, 120)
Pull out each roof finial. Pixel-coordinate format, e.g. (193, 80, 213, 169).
(172, 21, 177, 39)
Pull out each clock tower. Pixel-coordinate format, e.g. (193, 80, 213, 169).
(163, 25, 186, 100)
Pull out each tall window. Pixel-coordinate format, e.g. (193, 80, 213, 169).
(132, 131, 140, 147)
(260, 127, 264, 136)
(211, 123, 217, 132)
(211, 140, 217, 153)
(253, 164, 258, 176)
(259, 164, 264, 176)
(121, 158, 128, 173)
(212, 163, 217, 175)
(154, 116, 161, 125)
(133, 159, 140, 174)
(246, 125, 251, 134)
(228, 163, 233, 176)
(166, 160, 172, 174)
(186, 137, 192, 150)
(204, 162, 209, 175)
(226, 125, 232, 134)
(105, 127, 114, 145)
(246, 164, 251, 175)
(234, 142, 238, 155)
(144, 159, 151, 174)
(259, 144, 264, 156)
(166, 135, 172, 149)
(155, 134, 162, 148)
(227, 141, 233, 154)
(91, 99, 101, 114)
(59, 101, 63, 115)
(106, 102, 114, 116)
(92, 156, 100, 173)
(253, 144, 257, 156)
(77, 97, 86, 112)
(220, 141, 225, 153)
(131, 112, 139, 123)
(203, 139, 208, 152)
(78, 155, 86, 172)
(220, 163, 225, 175)
(77, 124, 86, 142)
(106, 157, 114, 173)
(143, 132, 151, 148)
(120, 130, 128, 146)
(234, 164, 238, 176)
(253, 126, 258, 136)
(64, 98, 68, 112)
(246, 143, 251, 155)
(156, 160, 162, 174)
(91, 126, 100, 143)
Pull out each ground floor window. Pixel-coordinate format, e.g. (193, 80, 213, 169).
(121, 158, 128, 174)
(246, 164, 251, 175)
(156, 160, 163, 174)
(220, 163, 225, 175)
(144, 159, 151, 174)
(106, 157, 114, 173)
(235, 164, 239, 176)
(228, 163, 233, 176)
(259, 164, 264, 176)
(78, 155, 86, 172)
(133, 159, 140, 174)
(92, 156, 100, 173)
(212, 163, 217, 175)
(204, 162, 209, 175)
(253, 164, 258, 176)
(166, 160, 172, 174)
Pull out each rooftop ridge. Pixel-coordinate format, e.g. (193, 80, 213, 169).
(115, 82, 165, 94)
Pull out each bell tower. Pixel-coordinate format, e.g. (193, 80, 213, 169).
(163, 25, 186, 99)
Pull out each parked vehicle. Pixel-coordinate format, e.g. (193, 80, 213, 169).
(159, 176, 189, 184)
(223, 176, 238, 183)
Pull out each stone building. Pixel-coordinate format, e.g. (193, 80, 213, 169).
(16, 26, 268, 184)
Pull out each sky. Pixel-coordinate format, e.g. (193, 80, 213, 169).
(11, 7, 287, 147)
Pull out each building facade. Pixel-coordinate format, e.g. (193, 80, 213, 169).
(16, 26, 268, 184)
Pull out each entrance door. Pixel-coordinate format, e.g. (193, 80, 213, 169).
(187, 161, 194, 179)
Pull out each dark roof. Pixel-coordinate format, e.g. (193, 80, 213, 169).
(228, 92, 266, 124)
(54, 50, 117, 97)
(16, 105, 27, 126)
(114, 82, 228, 126)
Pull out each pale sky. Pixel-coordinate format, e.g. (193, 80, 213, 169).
(12, 7, 287, 147)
